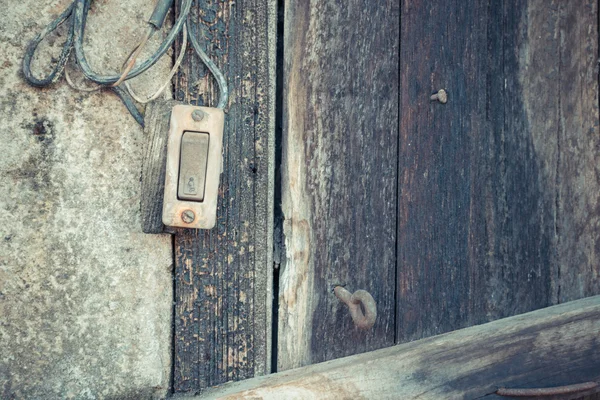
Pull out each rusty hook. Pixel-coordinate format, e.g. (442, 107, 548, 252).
(334, 286, 377, 329)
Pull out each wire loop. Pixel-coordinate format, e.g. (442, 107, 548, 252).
(22, 0, 229, 125)
(22, 3, 75, 87)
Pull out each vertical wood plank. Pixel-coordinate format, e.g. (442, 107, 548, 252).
(277, 0, 400, 370)
(553, 0, 600, 301)
(141, 99, 181, 234)
(172, 0, 276, 392)
(398, 0, 599, 343)
(398, 0, 490, 341)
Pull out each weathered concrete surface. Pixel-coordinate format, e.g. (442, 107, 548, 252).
(0, 1, 173, 398)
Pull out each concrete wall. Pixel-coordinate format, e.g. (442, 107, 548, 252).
(0, 1, 173, 398)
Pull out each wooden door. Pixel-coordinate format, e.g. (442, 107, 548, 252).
(171, 0, 600, 393)
(277, 0, 599, 372)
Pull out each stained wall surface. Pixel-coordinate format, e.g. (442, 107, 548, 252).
(0, 1, 173, 398)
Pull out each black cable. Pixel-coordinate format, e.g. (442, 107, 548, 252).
(149, 0, 175, 30)
(23, 0, 190, 86)
(22, 2, 75, 87)
(22, 0, 228, 126)
(72, 0, 192, 85)
(186, 18, 229, 109)
(111, 86, 145, 127)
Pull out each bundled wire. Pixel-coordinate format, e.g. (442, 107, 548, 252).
(22, 0, 228, 127)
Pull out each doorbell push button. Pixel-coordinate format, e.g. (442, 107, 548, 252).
(178, 131, 209, 202)
(162, 105, 224, 229)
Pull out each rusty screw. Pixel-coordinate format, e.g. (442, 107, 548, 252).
(192, 109, 205, 121)
(181, 210, 195, 224)
(334, 286, 377, 329)
(430, 89, 448, 104)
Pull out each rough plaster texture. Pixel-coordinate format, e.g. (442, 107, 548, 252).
(0, 1, 173, 398)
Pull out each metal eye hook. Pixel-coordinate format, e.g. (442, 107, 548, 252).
(334, 286, 377, 330)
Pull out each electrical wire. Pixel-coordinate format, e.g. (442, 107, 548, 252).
(22, 0, 228, 126)
(64, 64, 101, 92)
(186, 18, 229, 109)
(125, 23, 188, 105)
(22, 2, 75, 87)
(71, 0, 191, 85)
(113, 26, 156, 88)
(112, 85, 145, 127)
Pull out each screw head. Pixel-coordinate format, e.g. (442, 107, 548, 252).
(431, 89, 448, 104)
(181, 210, 195, 224)
(192, 109, 205, 121)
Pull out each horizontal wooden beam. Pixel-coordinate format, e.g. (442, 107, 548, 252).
(188, 296, 600, 399)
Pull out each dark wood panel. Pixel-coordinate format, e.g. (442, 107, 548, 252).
(172, 0, 276, 392)
(202, 296, 600, 399)
(398, 0, 599, 342)
(554, 0, 600, 302)
(140, 99, 180, 234)
(277, 0, 400, 370)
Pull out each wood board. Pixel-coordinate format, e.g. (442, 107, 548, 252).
(276, 0, 400, 370)
(198, 296, 600, 399)
(171, 0, 276, 392)
(169, 0, 600, 391)
(397, 0, 600, 342)
(141, 99, 181, 234)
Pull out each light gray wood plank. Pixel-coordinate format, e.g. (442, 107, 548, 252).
(277, 0, 400, 370)
(194, 295, 600, 399)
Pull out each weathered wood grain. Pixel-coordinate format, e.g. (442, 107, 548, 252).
(140, 99, 180, 234)
(550, 0, 600, 302)
(172, 0, 276, 392)
(397, 0, 599, 343)
(276, 0, 400, 370)
(195, 296, 600, 400)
